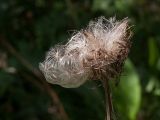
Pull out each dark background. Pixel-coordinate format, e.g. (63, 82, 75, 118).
(0, 0, 160, 120)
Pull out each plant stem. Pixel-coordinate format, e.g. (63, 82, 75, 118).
(102, 78, 113, 120)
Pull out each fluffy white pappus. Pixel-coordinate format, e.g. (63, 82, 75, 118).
(39, 16, 132, 88)
(39, 45, 90, 88)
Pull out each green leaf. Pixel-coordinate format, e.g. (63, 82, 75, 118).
(113, 59, 141, 120)
(146, 76, 160, 96)
(148, 38, 159, 67)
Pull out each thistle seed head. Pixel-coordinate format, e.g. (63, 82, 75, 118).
(39, 16, 132, 88)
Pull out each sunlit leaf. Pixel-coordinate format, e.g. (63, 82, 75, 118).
(148, 38, 159, 67)
(113, 59, 141, 120)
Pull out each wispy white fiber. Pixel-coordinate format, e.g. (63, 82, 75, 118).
(39, 16, 132, 88)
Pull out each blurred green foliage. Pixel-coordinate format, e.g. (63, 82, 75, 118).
(113, 60, 141, 120)
(0, 0, 160, 120)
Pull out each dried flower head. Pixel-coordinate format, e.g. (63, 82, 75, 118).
(39, 16, 132, 88)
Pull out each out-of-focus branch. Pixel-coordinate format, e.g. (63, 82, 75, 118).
(20, 71, 44, 91)
(19, 71, 68, 120)
(0, 36, 69, 120)
(0, 36, 42, 80)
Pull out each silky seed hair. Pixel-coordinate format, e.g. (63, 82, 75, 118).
(39, 16, 132, 88)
